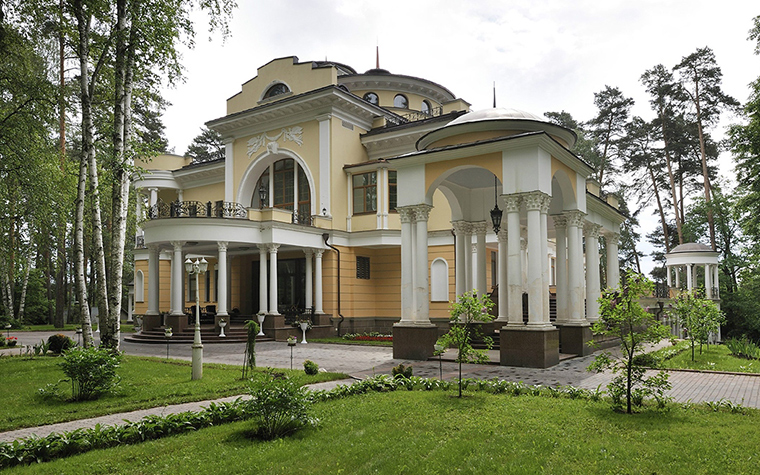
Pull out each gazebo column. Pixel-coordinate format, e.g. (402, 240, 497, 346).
(501, 191, 558, 368)
(520, 230, 528, 292)
(666, 265, 672, 288)
(713, 265, 720, 298)
(606, 232, 620, 288)
(304, 250, 314, 310)
(257, 245, 268, 315)
(539, 197, 550, 323)
(464, 224, 473, 291)
(393, 204, 437, 361)
(165, 241, 186, 332)
(557, 211, 592, 356)
(216, 242, 229, 317)
(473, 222, 488, 297)
(675, 266, 681, 288)
(452, 221, 469, 297)
(704, 263, 712, 299)
(686, 263, 694, 291)
(505, 195, 523, 326)
(584, 223, 602, 322)
(552, 215, 568, 324)
(314, 250, 324, 314)
(494, 227, 509, 323)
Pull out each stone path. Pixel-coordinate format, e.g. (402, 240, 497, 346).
(2, 331, 759, 443)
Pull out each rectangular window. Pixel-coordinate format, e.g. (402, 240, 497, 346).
(388, 170, 397, 211)
(356, 256, 370, 279)
(352, 172, 377, 214)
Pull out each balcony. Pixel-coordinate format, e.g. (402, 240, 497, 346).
(148, 200, 247, 220)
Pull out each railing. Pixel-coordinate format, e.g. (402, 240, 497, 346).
(292, 210, 313, 226)
(653, 282, 669, 298)
(135, 234, 145, 249)
(148, 200, 247, 220)
(384, 106, 445, 128)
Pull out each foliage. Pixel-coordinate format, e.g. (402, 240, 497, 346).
(58, 347, 122, 401)
(667, 290, 725, 361)
(589, 270, 672, 413)
(185, 127, 224, 163)
(724, 337, 760, 360)
(303, 360, 319, 375)
(391, 363, 413, 379)
(342, 332, 392, 341)
(46, 333, 74, 354)
(246, 374, 316, 440)
(241, 320, 259, 379)
(436, 290, 495, 397)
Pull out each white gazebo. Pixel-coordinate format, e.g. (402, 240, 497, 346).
(665, 243, 720, 300)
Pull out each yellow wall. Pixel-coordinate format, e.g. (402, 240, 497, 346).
(227, 58, 338, 115)
(183, 182, 225, 204)
(551, 156, 578, 196)
(133, 259, 171, 315)
(428, 188, 453, 232)
(348, 89, 441, 112)
(136, 153, 191, 171)
(425, 152, 502, 195)
(427, 131, 517, 149)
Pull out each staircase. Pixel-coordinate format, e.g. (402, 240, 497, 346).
(125, 324, 271, 344)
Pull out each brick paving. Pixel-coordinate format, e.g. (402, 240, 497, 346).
(2, 331, 759, 444)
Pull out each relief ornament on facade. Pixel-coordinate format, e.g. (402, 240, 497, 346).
(246, 126, 304, 157)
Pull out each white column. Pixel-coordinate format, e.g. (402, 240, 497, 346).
(414, 205, 432, 324)
(170, 241, 184, 315)
(148, 187, 158, 207)
(495, 227, 508, 322)
(452, 221, 469, 297)
(377, 168, 385, 229)
(606, 232, 620, 288)
(666, 265, 672, 288)
(566, 211, 585, 323)
(539, 195, 551, 323)
(525, 192, 547, 326)
(399, 206, 415, 323)
(317, 114, 332, 216)
(216, 242, 229, 316)
(464, 224, 473, 291)
(135, 192, 144, 228)
(584, 223, 602, 322)
(224, 138, 234, 202)
(304, 250, 314, 309)
(268, 244, 280, 315)
(552, 215, 568, 323)
(176, 189, 184, 203)
(473, 222, 488, 297)
(705, 264, 712, 299)
(713, 265, 720, 298)
(147, 245, 160, 315)
(505, 195, 523, 326)
(686, 263, 694, 291)
(675, 266, 681, 289)
(520, 230, 528, 292)
(314, 250, 325, 314)
(257, 245, 268, 315)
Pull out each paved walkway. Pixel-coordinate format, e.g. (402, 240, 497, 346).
(2, 331, 759, 443)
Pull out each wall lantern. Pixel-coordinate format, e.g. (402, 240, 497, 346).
(258, 183, 268, 208)
(490, 176, 502, 234)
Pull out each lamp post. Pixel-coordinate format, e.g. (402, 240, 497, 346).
(185, 257, 208, 380)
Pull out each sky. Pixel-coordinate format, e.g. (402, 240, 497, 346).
(160, 0, 759, 276)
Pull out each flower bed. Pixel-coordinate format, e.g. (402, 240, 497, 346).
(342, 332, 392, 342)
(6, 337, 17, 347)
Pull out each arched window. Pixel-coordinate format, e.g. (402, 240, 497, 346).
(263, 83, 290, 100)
(135, 270, 145, 302)
(421, 100, 431, 115)
(254, 159, 311, 218)
(363, 92, 379, 105)
(393, 94, 408, 109)
(430, 258, 449, 302)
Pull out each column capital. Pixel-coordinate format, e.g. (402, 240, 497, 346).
(451, 220, 471, 235)
(170, 241, 184, 251)
(303, 249, 314, 258)
(412, 203, 433, 222)
(147, 244, 161, 253)
(504, 194, 521, 213)
(497, 227, 508, 242)
(217, 241, 229, 252)
(523, 191, 550, 211)
(604, 231, 621, 242)
(563, 210, 586, 228)
(257, 244, 268, 252)
(397, 205, 416, 223)
(584, 222, 602, 238)
(314, 249, 325, 258)
(267, 243, 280, 253)
(470, 221, 488, 236)
(551, 214, 568, 229)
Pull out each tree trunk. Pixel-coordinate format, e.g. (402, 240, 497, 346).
(17, 254, 32, 324)
(658, 103, 683, 245)
(647, 165, 671, 253)
(693, 85, 717, 250)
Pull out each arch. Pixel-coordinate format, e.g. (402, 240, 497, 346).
(421, 99, 431, 115)
(135, 270, 145, 302)
(363, 92, 379, 105)
(394, 94, 409, 109)
(236, 149, 317, 216)
(430, 258, 449, 302)
(550, 168, 576, 213)
(260, 81, 291, 101)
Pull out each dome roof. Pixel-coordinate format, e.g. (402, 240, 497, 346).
(670, 242, 715, 253)
(447, 107, 545, 126)
(416, 106, 576, 151)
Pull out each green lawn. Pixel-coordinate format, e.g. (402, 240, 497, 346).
(309, 337, 393, 347)
(6, 390, 760, 474)
(658, 343, 760, 373)
(0, 355, 346, 432)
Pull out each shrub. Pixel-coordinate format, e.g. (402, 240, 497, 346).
(392, 363, 413, 378)
(0, 335, 5, 347)
(59, 347, 122, 401)
(724, 337, 760, 360)
(47, 333, 74, 354)
(246, 374, 316, 440)
(303, 359, 319, 375)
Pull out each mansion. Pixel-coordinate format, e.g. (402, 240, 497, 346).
(133, 56, 625, 367)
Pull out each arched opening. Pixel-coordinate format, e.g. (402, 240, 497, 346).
(253, 158, 311, 220)
(430, 258, 449, 302)
(135, 270, 145, 302)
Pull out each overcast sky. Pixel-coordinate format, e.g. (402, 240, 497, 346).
(160, 0, 759, 275)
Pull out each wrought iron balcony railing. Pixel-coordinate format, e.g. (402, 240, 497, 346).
(148, 200, 247, 220)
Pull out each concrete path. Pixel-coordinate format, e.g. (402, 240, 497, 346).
(2, 330, 759, 443)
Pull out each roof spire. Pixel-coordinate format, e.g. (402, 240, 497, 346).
(493, 81, 496, 108)
(376, 44, 380, 69)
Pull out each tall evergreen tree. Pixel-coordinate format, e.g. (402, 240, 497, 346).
(585, 86, 634, 188)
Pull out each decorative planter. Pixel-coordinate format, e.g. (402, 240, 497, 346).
(219, 320, 227, 337)
(299, 322, 309, 344)
(256, 313, 266, 336)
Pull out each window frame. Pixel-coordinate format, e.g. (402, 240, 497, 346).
(393, 94, 409, 109)
(352, 171, 377, 215)
(363, 92, 379, 105)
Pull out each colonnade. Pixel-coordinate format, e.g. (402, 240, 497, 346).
(666, 263, 720, 299)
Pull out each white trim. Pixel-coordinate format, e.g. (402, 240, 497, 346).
(318, 114, 331, 217)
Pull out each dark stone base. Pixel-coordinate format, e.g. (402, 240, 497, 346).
(165, 314, 188, 332)
(558, 324, 593, 356)
(393, 324, 439, 360)
(142, 314, 161, 332)
(499, 326, 559, 368)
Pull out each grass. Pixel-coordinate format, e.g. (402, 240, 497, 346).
(6, 390, 760, 474)
(656, 343, 760, 374)
(0, 355, 347, 432)
(309, 337, 393, 347)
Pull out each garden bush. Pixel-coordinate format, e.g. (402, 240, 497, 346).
(392, 363, 413, 378)
(724, 337, 760, 359)
(246, 374, 316, 440)
(47, 333, 74, 354)
(59, 347, 122, 401)
(303, 359, 319, 375)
